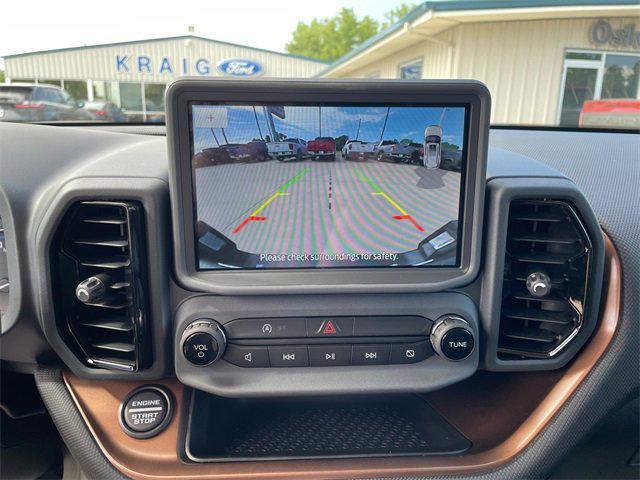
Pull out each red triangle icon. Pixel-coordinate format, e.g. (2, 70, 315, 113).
(322, 320, 338, 335)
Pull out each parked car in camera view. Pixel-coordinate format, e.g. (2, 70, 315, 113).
(374, 139, 398, 162)
(424, 125, 442, 168)
(193, 140, 269, 168)
(307, 136, 336, 161)
(441, 148, 463, 171)
(0, 84, 90, 122)
(342, 140, 377, 161)
(267, 137, 308, 161)
(391, 139, 423, 164)
(81, 101, 127, 122)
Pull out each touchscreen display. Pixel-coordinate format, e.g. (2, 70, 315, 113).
(190, 103, 468, 270)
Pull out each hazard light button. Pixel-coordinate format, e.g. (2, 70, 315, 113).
(306, 317, 354, 337)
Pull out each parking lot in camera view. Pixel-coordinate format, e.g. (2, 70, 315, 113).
(194, 153, 461, 259)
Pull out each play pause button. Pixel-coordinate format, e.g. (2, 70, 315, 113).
(308, 345, 351, 366)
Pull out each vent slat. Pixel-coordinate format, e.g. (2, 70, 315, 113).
(501, 327, 558, 343)
(91, 341, 136, 353)
(504, 309, 575, 325)
(79, 257, 130, 269)
(499, 200, 589, 360)
(82, 216, 127, 225)
(80, 318, 133, 332)
(74, 237, 128, 248)
(511, 233, 577, 244)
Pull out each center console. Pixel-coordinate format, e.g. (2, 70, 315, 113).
(165, 79, 490, 396)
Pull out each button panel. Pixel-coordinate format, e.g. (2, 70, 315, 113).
(220, 315, 441, 368)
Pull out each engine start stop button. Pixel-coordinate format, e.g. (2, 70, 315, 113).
(120, 386, 173, 439)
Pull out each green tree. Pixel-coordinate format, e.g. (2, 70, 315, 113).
(286, 8, 379, 62)
(381, 3, 417, 30)
(0, 70, 5, 83)
(286, 4, 417, 62)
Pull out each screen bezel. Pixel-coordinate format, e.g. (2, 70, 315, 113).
(167, 78, 490, 294)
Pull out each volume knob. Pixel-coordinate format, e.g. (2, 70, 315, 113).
(430, 315, 475, 361)
(181, 320, 227, 366)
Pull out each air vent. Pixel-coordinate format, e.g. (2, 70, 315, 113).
(52, 201, 151, 371)
(498, 200, 592, 360)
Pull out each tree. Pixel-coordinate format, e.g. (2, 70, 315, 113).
(286, 8, 379, 62)
(381, 3, 417, 30)
(286, 4, 417, 62)
(0, 70, 5, 83)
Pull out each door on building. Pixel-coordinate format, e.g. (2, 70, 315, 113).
(559, 60, 600, 127)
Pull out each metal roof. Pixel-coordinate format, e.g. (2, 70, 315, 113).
(3, 35, 328, 64)
(318, 0, 640, 76)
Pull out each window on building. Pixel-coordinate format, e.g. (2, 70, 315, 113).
(92, 81, 117, 102)
(119, 82, 143, 112)
(601, 54, 640, 100)
(144, 84, 166, 112)
(40, 79, 62, 87)
(559, 50, 640, 127)
(63, 80, 88, 101)
(398, 59, 422, 80)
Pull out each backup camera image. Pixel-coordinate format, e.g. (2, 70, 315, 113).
(190, 103, 467, 270)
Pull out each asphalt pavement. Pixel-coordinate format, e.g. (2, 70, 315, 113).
(194, 153, 460, 261)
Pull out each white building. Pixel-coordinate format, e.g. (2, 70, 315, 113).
(2, 35, 327, 120)
(319, 0, 640, 127)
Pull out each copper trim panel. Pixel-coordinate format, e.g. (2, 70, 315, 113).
(63, 236, 621, 480)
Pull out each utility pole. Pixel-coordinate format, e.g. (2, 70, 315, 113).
(262, 106, 277, 141)
(253, 106, 264, 140)
(355, 118, 361, 140)
(319, 106, 322, 138)
(379, 107, 390, 141)
(210, 128, 220, 147)
(221, 127, 229, 144)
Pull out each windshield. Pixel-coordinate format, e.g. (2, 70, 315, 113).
(1, 2, 638, 130)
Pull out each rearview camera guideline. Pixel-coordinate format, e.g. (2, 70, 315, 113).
(190, 104, 466, 270)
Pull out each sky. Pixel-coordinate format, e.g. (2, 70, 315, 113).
(0, 0, 407, 70)
(192, 105, 466, 152)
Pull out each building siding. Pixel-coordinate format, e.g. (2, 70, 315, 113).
(4, 37, 325, 81)
(329, 16, 640, 125)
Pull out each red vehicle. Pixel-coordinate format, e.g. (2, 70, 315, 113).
(579, 99, 640, 130)
(307, 137, 336, 161)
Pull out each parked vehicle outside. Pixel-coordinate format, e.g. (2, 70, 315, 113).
(342, 140, 377, 161)
(579, 99, 640, 130)
(267, 138, 308, 161)
(308, 136, 336, 161)
(0, 84, 90, 122)
(81, 101, 127, 122)
(391, 139, 423, 164)
(375, 140, 398, 162)
(424, 125, 442, 168)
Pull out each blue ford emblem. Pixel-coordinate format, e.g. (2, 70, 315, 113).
(217, 59, 263, 77)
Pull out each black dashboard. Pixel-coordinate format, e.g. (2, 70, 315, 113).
(0, 79, 638, 479)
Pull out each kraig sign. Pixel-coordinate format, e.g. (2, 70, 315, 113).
(590, 19, 640, 50)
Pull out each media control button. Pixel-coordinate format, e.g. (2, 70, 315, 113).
(352, 344, 390, 365)
(440, 328, 475, 360)
(269, 346, 309, 367)
(224, 345, 270, 368)
(224, 318, 306, 339)
(353, 316, 432, 336)
(389, 340, 433, 364)
(183, 332, 219, 366)
(306, 317, 354, 337)
(120, 386, 172, 439)
(308, 345, 351, 366)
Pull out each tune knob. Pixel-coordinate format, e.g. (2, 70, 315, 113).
(430, 315, 475, 361)
(181, 320, 226, 366)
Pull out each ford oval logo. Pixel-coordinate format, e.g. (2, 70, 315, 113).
(217, 59, 263, 77)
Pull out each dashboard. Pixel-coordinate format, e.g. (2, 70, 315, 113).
(0, 79, 637, 480)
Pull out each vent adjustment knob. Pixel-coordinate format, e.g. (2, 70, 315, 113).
(430, 315, 475, 361)
(75, 273, 111, 304)
(526, 271, 552, 297)
(181, 320, 226, 366)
